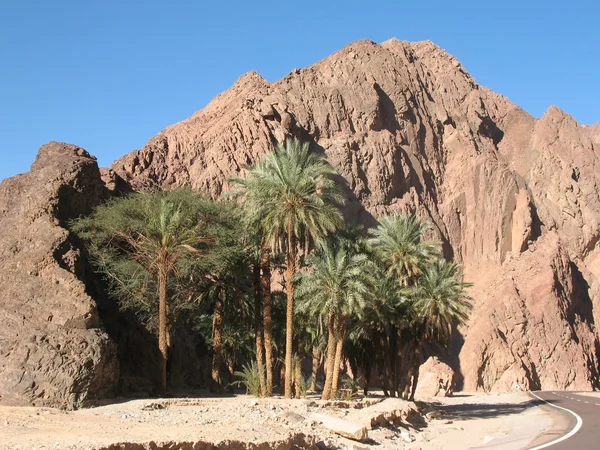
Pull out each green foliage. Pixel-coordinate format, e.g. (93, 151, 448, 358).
(299, 374, 311, 398)
(69, 138, 473, 400)
(336, 377, 360, 400)
(231, 138, 345, 253)
(368, 214, 440, 287)
(343, 376, 361, 393)
(71, 188, 243, 332)
(409, 259, 473, 342)
(233, 361, 263, 396)
(296, 241, 374, 324)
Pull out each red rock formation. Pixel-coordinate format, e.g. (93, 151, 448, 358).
(2, 39, 598, 404)
(415, 357, 455, 398)
(112, 39, 600, 392)
(0, 142, 119, 408)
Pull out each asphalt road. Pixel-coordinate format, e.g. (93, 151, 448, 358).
(528, 391, 600, 449)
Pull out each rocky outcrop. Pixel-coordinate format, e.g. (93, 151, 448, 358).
(110, 38, 600, 392)
(0, 142, 119, 408)
(1, 38, 598, 399)
(97, 435, 317, 450)
(461, 233, 600, 391)
(311, 413, 368, 442)
(415, 357, 454, 398)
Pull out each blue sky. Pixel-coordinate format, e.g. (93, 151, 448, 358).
(1, 1, 598, 181)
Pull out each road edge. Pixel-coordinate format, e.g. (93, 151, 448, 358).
(525, 391, 582, 449)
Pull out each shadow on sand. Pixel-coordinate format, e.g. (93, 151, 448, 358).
(423, 398, 546, 421)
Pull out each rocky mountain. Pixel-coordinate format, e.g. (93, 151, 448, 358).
(0, 143, 119, 408)
(112, 38, 600, 392)
(1, 38, 599, 406)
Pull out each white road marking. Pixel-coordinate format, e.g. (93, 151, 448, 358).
(529, 391, 583, 450)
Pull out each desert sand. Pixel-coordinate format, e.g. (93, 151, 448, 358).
(0, 392, 560, 450)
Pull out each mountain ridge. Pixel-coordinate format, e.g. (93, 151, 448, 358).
(1, 37, 599, 407)
(110, 37, 600, 392)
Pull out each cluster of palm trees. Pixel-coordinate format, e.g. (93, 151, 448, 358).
(73, 138, 472, 400)
(232, 139, 472, 400)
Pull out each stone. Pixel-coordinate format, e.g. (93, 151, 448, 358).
(424, 411, 443, 421)
(414, 357, 455, 398)
(400, 428, 415, 442)
(278, 411, 306, 424)
(336, 437, 373, 450)
(311, 413, 368, 441)
(346, 398, 418, 429)
(0, 142, 119, 409)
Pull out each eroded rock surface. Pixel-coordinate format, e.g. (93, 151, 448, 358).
(0, 397, 420, 449)
(0, 142, 119, 408)
(415, 357, 454, 398)
(2, 38, 599, 401)
(111, 38, 600, 392)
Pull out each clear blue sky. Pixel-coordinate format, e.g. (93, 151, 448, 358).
(1, 1, 598, 181)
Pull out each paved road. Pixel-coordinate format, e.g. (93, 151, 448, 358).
(528, 391, 600, 449)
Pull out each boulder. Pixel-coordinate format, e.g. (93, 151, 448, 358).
(414, 357, 454, 398)
(346, 397, 419, 429)
(311, 413, 368, 442)
(0, 142, 119, 408)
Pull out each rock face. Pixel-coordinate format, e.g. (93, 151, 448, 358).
(311, 413, 368, 442)
(110, 38, 600, 392)
(0, 142, 119, 408)
(415, 357, 454, 398)
(2, 39, 599, 401)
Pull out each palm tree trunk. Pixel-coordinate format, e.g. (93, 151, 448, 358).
(253, 262, 266, 396)
(225, 346, 236, 394)
(261, 246, 274, 396)
(389, 325, 398, 397)
(322, 314, 337, 400)
(157, 266, 169, 396)
(284, 220, 296, 398)
(376, 335, 391, 397)
(362, 357, 371, 396)
(409, 340, 423, 401)
(331, 317, 346, 397)
(399, 340, 414, 399)
(294, 354, 302, 399)
(310, 349, 320, 392)
(211, 288, 224, 393)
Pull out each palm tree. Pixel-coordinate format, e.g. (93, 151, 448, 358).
(405, 259, 472, 399)
(72, 189, 219, 394)
(410, 259, 472, 342)
(260, 246, 274, 395)
(348, 271, 409, 396)
(368, 215, 440, 287)
(297, 243, 373, 400)
(252, 252, 267, 396)
(367, 214, 440, 397)
(232, 138, 344, 398)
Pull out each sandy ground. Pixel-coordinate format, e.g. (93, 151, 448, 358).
(0, 392, 557, 450)
(416, 393, 554, 449)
